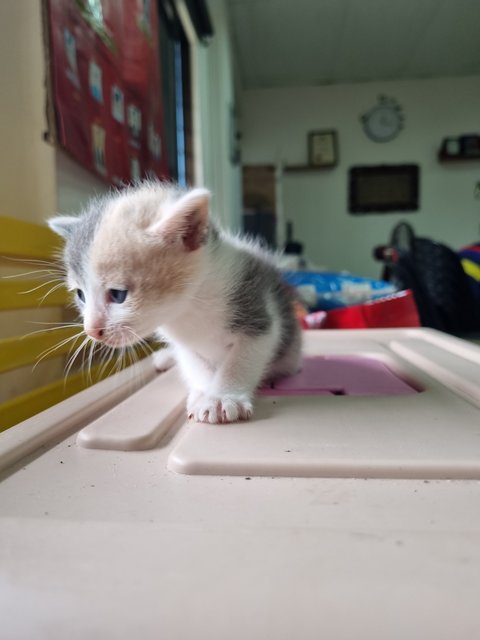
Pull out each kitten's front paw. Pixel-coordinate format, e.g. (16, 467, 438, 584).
(153, 347, 175, 372)
(188, 392, 253, 424)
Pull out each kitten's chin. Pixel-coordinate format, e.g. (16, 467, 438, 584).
(104, 338, 135, 348)
(101, 329, 141, 349)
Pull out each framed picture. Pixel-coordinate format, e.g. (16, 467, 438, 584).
(308, 130, 338, 167)
(348, 164, 419, 214)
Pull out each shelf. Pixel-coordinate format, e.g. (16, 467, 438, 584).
(284, 164, 336, 174)
(438, 154, 480, 163)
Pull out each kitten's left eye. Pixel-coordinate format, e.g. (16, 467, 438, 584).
(108, 289, 128, 304)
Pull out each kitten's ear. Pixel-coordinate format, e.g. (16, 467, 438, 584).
(149, 188, 210, 252)
(48, 215, 80, 239)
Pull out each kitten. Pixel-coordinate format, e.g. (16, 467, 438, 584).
(49, 182, 302, 424)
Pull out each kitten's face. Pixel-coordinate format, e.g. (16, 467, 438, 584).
(49, 184, 210, 348)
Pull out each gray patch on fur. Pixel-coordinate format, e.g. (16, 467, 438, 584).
(227, 256, 274, 336)
(63, 196, 109, 279)
(226, 246, 301, 368)
(207, 224, 220, 246)
(273, 280, 302, 362)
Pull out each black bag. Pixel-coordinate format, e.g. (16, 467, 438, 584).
(374, 222, 477, 334)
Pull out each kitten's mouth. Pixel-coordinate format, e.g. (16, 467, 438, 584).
(94, 328, 139, 349)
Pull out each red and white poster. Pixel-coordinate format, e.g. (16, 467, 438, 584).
(47, 0, 169, 184)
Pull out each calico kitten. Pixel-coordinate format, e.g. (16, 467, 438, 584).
(49, 182, 302, 424)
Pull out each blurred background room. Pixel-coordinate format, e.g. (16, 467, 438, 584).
(1, 0, 479, 427)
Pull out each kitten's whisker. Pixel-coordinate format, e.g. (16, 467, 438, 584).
(21, 323, 83, 339)
(113, 347, 122, 374)
(65, 332, 83, 365)
(98, 345, 115, 379)
(33, 331, 84, 371)
(97, 343, 110, 367)
(122, 329, 157, 390)
(80, 337, 91, 382)
(118, 346, 126, 373)
(127, 347, 142, 387)
(134, 342, 150, 362)
(135, 340, 154, 360)
(64, 336, 91, 383)
(3, 269, 64, 279)
(81, 340, 89, 383)
(125, 347, 133, 373)
(19, 278, 65, 295)
(26, 320, 83, 326)
(87, 339, 97, 384)
(125, 348, 135, 385)
(86, 341, 92, 382)
(140, 341, 155, 361)
(38, 282, 68, 304)
(125, 327, 154, 356)
(113, 347, 123, 373)
(1, 256, 61, 268)
(36, 330, 84, 360)
(124, 329, 155, 382)
(65, 336, 90, 379)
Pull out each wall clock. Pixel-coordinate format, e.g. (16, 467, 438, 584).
(360, 95, 404, 143)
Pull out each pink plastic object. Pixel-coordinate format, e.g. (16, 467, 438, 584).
(259, 356, 418, 396)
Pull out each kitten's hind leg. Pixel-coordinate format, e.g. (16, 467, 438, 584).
(153, 345, 176, 372)
(265, 330, 303, 383)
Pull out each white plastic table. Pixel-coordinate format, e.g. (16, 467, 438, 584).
(1, 328, 480, 639)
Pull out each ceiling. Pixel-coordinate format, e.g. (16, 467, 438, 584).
(227, 0, 480, 89)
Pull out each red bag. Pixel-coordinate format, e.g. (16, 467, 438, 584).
(302, 290, 420, 330)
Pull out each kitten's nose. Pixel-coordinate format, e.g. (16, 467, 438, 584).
(86, 327, 105, 341)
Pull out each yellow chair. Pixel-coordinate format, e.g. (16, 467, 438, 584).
(0, 216, 114, 431)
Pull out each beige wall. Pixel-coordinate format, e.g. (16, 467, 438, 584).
(0, 1, 56, 223)
(188, 0, 242, 230)
(241, 76, 480, 278)
(0, 2, 61, 404)
(0, 2, 108, 223)
(56, 149, 109, 214)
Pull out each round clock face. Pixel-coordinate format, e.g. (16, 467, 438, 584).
(361, 98, 404, 143)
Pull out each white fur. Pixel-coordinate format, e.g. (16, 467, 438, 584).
(156, 240, 284, 423)
(50, 183, 302, 424)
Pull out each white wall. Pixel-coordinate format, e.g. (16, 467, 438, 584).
(241, 76, 480, 278)
(190, 0, 242, 230)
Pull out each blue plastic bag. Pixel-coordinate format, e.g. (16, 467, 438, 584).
(283, 271, 396, 311)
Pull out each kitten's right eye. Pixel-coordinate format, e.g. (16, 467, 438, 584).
(76, 289, 85, 303)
